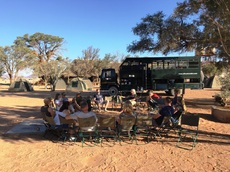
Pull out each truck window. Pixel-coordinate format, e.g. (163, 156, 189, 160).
(131, 61, 139, 66)
(122, 62, 129, 66)
(101, 70, 116, 79)
(157, 61, 164, 69)
(176, 60, 188, 68)
(152, 61, 163, 69)
(102, 71, 111, 78)
(164, 60, 176, 69)
(188, 61, 199, 68)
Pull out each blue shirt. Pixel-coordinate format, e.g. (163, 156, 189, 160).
(94, 94, 103, 102)
(159, 106, 174, 117)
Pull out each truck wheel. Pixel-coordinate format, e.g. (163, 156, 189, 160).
(109, 86, 118, 96)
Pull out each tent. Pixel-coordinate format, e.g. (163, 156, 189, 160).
(66, 78, 94, 92)
(210, 75, 222, 89)
(203, 75, 222, 89)
(8, 79, 34, 92)
(55, 78, 67, 90)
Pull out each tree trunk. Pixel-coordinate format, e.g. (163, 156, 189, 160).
(9, 74, 13, 85)
(51, 84, 56, 91)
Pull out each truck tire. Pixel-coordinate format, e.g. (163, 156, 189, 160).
(109, 86, 118, 96)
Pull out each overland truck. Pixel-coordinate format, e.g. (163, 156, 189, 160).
(100, 56, 204, 96)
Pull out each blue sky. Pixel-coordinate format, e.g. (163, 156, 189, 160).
(0, 0, 188, 61)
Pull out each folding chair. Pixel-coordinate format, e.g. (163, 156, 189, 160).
(59, 116, 78, 142)
(43, 115, 69, 143)
(59, 116, 75, 126)
(97, 116, 117, 146)
(155, 116, 172, 137)
(117, 117, 137, 145)
(155, 114, 182, 138)
(176, 114, 200, 150)
(77, 116, 99, 147)
(135, 115, 156, 144)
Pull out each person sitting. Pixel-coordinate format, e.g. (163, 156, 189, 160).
(54, 93, 62, 111)
(172, 89, 186, 120)
(117, 100, 137, 125)
(47, 97, 55, 109)
(70, 92, 92, 112)
(56, 101, 73, 118)
(126, 89, 137, 106)
(116, 100, 137, 135)
(40, 97, 60, 125)
(151, 97, 175, 126)
(65, 100, 98, 131)
(146, 90, 160, 110)
(94, 89, 109, 112)
(61, 92, 69, 102)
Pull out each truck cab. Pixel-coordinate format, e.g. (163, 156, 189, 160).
(100, 68, 119, 95)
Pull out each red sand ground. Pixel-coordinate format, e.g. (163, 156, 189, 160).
(0, 86, 229, 172)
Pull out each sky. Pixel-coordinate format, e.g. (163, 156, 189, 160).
(0, 0, 190, 62)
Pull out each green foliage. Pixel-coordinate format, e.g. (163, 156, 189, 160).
(71, 46, 121, 78)
(128, 0, 230, 60)
(0, 63, 4, 76)
(220, 71, 230, 99)
(33, 57, 70, 90)
(202, 63, 217, 77)
(202, 61, 228, 77)
(13, 32, 65, 85)
(14, 32, 64, 62)
(0, 45, 34, 83)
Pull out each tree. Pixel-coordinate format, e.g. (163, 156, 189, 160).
(71, 46, 100, 77)
(220, 70, 230, 98)
(174, 0, 230, 59)
(0, 45, 33, 84)
(202, 62, 217, 77)
(33, 56, 70, 91)
(14, 32, 65, 85)
(128, 0, 230, 61)
(0, 62, 4, 77)
(14, 32, 64, 62)
(71, 47, 121, 78)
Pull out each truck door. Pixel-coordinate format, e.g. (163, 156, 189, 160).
(100, 69, 117, 90)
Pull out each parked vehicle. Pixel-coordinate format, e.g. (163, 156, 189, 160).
(100, 56, 204, 96)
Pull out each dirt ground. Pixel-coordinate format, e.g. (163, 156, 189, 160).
(0, 85, 229, 172)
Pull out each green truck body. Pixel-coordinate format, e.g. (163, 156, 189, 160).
(100, 56, 203, 95)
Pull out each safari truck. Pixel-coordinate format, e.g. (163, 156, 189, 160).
(100, 56, 204, 96)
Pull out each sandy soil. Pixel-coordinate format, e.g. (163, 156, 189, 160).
(0, 85, 229, 172)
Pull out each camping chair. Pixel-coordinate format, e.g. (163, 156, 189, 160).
(43, 115, 69, 143)
(176, 114, 200, 150)
(117, 117, 137, 145)
(135, 115, 156, 144)
(97, 116, 117, 146)
(41, 112, 52, 136)
(155, 116, 179, 138)
(155, 108, 184, 138)
(77, 116, 100, 147)
(59, 116, 78, 142)
(59, 116, 76, 126)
